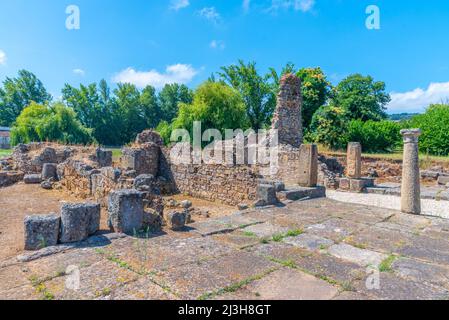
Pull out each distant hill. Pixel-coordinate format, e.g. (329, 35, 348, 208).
(388, 113, 420, 121)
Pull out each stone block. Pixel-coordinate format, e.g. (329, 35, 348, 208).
(166, 211, 187, 230)
(41, 163, 58, 180)
(60, 203, 100, 243)
(134, 174, 155, 189)
(24, 214, 60, 250)
(298, 144, 318, 187)
(121, 144, 159, 176)
(96, 148, 113, 167)
(255, 184, 277, 206)
(437, 175, 449, 185)
(24, 174, 41, 184)
(108, 189, 144, 234)
(346, 142, 362, 179)
(339, 178, 350, 191)
(277, 186, 326, 201)
(349, 178, 374, 193)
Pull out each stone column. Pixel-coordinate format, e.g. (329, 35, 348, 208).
(346, 142, 362, 179)
(298, 144, 318, 187)
(271, 73, 303, 148)
(400, 129, 422, 215)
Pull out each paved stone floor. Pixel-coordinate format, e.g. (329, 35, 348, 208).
(1, 198, 449, 300)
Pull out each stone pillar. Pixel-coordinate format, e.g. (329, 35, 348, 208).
(271, 73, 303, 147)
(346, 142, 362, 179)
(298, 144, 318, 187)
(400, 129, 422, 215)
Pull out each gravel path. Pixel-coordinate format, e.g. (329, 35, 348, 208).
(326, 190, 449, 219)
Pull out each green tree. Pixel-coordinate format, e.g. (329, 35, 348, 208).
(308, 105, 348, 149)
(219, 60, 276, 129)
(269, 64, 332, 130)
(297, 67, 332, 130)
(333, 74, 390, 121)
(347, 119, 402, 153)
(172, 81, 249, 139)
(62, 80, 120, 145)
(158, 83, 193, 123)
(10, 102, 93, 146)
(406, 104, 449, 155)
(0, 70, 52, 126)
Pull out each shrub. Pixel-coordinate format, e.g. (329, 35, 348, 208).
(308, 105, 348, 150)
(347, 119, 402, 153)
(10, 102, 94, 146)
(405, 104, 449, 156)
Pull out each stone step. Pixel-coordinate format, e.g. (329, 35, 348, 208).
(278, 186, 326, 201)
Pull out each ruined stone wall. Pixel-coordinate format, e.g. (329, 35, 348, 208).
(168, 162, 261, 206)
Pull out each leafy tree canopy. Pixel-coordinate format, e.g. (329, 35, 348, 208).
(0, 70, 52, 126)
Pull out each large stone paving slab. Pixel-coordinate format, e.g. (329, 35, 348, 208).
(392, 257, 449, 289)
(284, 234, 334, 251)
(189, 213, 263, 236)
(234, 267, 339, 300)
(212, 230, 261, 249)
(347, 225, 414, 254)
(110, 277, 178, 300)
(328, 243, 387, 268)
(242, 222, 291, 239)
(353, 273, 449, 300)
(105, 235, 235, 273)
(153, 251, 279, 299)
(42, 259, 139, 300)
(0, 284, 39, 300)
(306, 218, 368, 242)
(250, 243, 365, 285)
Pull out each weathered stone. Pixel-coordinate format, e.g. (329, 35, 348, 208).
(40, 180, 53, 190)
(349, 178, 375, 193)
(237, 203, 249, 210)
(271, 73, 303, 147)
(298, 144, 318, 187)
(60, 203, 100, 243)
(135, 129, 164, 146)
(167, 211, 187, 230)
(327, 243, 387, 267)
(41, 163, 57, 180)
(121, 143, 159, 176)
(338, 178, 350, 191)
(0, 171, 24, 187)
(95, 148, 112, 167)
(24, 214, 60, 251)
(255, 184, 277, 206)
(180, 200, 192, 209)
(134, 174, 155, 187)
(23, 174, 41, 184)
(400, 129, 422, 214)
(277, 186, 326, 201)
(437, 175, 449, 185)
(108, 189, 144, 234)
(284, 234, 334, 251)
(347, 142, 362, 179)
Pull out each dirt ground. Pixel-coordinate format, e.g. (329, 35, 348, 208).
(0, 184, 237, 262)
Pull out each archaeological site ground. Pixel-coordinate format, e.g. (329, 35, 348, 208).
(1, 74, 448, 301)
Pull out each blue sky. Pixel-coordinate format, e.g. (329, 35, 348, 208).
(1, 0, 449, 113)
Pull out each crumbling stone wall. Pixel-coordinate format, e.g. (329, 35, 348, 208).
(169, 163, 260, 206)
(271, 73, 303, 148)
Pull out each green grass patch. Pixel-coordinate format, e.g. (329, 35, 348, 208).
(0, 149, 12, 158)
(379, 254, 397, 273)
(243, 231, 257, 237)
(272, 229, 304, 242)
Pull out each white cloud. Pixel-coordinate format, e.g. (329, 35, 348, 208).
(210, 40, 225, 50)
(388, 82, 449, 113)
(198, 7, 221, 24)
(112, 64, 198, 89)
(0, 50, 6, 65)
(269, 0, 315, 12)
(73, 68, 85, 76)
(170, 0, 189, 11)
(243, 0, 251, 12)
